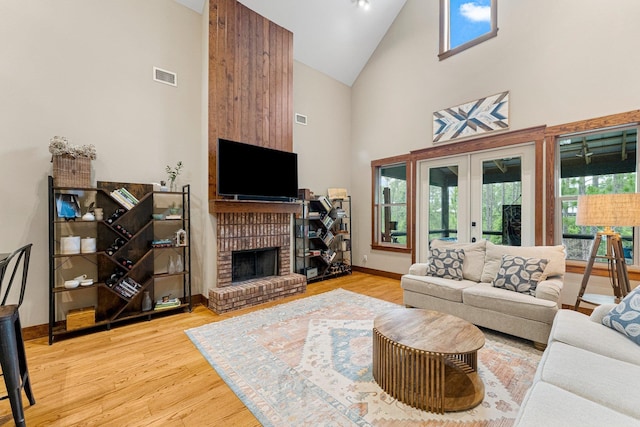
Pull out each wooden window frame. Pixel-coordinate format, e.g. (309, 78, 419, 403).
(371, 155, 414, 254)
(545, 110, 640, 281)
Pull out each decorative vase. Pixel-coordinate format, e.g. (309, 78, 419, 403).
(176, 255, 183, 273)
(142, 291, 152, 311)
(168, 256, 176, 274)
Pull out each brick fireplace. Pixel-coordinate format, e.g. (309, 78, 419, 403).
(208, 212, 306, 313)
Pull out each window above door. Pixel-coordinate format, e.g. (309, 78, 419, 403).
(439, 0, 498, 60)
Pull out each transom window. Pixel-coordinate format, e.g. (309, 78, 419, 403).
(558, 126, 638, 263)
(439, 0, 498, 60)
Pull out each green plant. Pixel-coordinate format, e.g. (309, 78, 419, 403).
(166, 161, 183, 189)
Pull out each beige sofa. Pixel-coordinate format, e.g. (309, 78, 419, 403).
(401, 240, 566, 347)
(515, 305, 640, 426)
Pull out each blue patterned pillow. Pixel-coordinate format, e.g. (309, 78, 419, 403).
(427, 247, 465, 281)
(602, 285, 640, 346)
(492, 255, 548, 296)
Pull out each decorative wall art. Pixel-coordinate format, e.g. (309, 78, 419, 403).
(433, 91, 509, 143)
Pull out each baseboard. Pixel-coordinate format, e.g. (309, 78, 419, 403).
(352, 266, 402, 280)
(23, 294, 209, 341)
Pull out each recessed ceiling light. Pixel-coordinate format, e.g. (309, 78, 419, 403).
(354, 0, 371, 10)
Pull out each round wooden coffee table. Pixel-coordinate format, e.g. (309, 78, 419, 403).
(372, 308, 485, 414)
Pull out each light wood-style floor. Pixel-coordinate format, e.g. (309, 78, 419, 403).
(0, 272, 403, 426)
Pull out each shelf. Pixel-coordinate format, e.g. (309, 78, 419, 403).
(53, 252, 102, 258)
(52, 283, 102, 293)
(295, 195, 352, 284)
(48, 176, 192, 344)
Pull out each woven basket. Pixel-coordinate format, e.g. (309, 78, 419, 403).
(52, 155, 91, 188)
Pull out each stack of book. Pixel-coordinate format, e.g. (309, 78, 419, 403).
(321, 249, 336, 264)
(322, 230, 335, 246)
(154, 297, 181, 310)
(110, 188, 139, 210)
(317, 196, 332, 212)
(321, 215, 334, 229)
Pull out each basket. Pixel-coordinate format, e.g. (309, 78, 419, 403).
(52, 155, 91, 187)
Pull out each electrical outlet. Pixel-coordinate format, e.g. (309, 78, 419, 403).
(363, 255, 368, 262)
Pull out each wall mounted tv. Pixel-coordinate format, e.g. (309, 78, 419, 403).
(217, 138, 298, 201)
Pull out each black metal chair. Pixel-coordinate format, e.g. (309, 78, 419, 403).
(0, 243, 36, 427)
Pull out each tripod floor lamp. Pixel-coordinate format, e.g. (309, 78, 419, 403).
(574, 193, 640, 310)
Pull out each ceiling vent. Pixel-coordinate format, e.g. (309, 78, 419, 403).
(153, 67, 177, 87)
(295, 113, 308, 125)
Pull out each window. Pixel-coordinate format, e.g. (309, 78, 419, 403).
(558, 126, 638, 264)
(372, 159, 412, 252)
(439, 0, 498, 60)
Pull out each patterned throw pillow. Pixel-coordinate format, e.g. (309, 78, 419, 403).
(427, 247, 465, 281)
(602, 285, 640, 346)
(492, 255, 548, 296)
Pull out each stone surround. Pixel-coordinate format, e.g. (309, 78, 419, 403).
(209, 211, 307, 313)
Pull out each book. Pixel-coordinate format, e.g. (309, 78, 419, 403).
(110, 190, 134, 210)
(317, 196, 332, 213)
(322, 230, 334, 246)
(154, 297, 181, 310)
(115, 187, 138, 206)
(321, 215, 334, 229)
(118, 187, 139, 204)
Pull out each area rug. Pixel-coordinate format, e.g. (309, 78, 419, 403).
(185, 289, 542, 426)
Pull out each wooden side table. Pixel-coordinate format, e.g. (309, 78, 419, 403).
(373, 308, 485, 414)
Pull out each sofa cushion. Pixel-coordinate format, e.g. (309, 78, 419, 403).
(462, 283, 558, 324)
(430, 239, 486, 282)
(481, 242, 566, 283)
(427, 247, 465, 280)
(492, 255, 548, 296)
(549, 309, 640, 366)
(515, 381, 638, 427)
(401, 274, 477, 303)
(602, 285, 640, 346)
(536, 341, 640, 419)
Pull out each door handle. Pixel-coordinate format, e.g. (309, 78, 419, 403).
(471, 237, 477, 242)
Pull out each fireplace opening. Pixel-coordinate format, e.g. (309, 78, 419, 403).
(232, 247, 279, 283)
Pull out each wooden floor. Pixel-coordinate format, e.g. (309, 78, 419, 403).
(0, 272, 403, 426)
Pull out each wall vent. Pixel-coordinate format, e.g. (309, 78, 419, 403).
(295, 113, 308, 125)
(153, 67, 177, 87)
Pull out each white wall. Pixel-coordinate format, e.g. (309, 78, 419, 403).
(293, 62, 352, 197)
(350, 0, 640, 300)
(0, 0, 204, 327)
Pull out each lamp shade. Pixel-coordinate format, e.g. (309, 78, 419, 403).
(576, 193, 640, 227)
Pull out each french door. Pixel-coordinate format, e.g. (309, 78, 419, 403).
(417, 144, 535, 261)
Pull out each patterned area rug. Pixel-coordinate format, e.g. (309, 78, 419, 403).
(185, 289, 542, 426)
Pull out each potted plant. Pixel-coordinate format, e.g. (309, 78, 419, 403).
(49, 136, 97, 187)
(166, 161, 183, 192)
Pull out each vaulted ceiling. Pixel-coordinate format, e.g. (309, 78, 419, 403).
(175, 0, 407, 86)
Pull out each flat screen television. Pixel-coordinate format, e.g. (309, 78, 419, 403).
(217, 138, 298, 201)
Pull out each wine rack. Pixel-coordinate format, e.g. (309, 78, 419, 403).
(47, 176, 192, 344)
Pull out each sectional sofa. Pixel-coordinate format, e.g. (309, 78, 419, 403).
(401, 239, 566, 347)
(515, 303, 640, 426)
